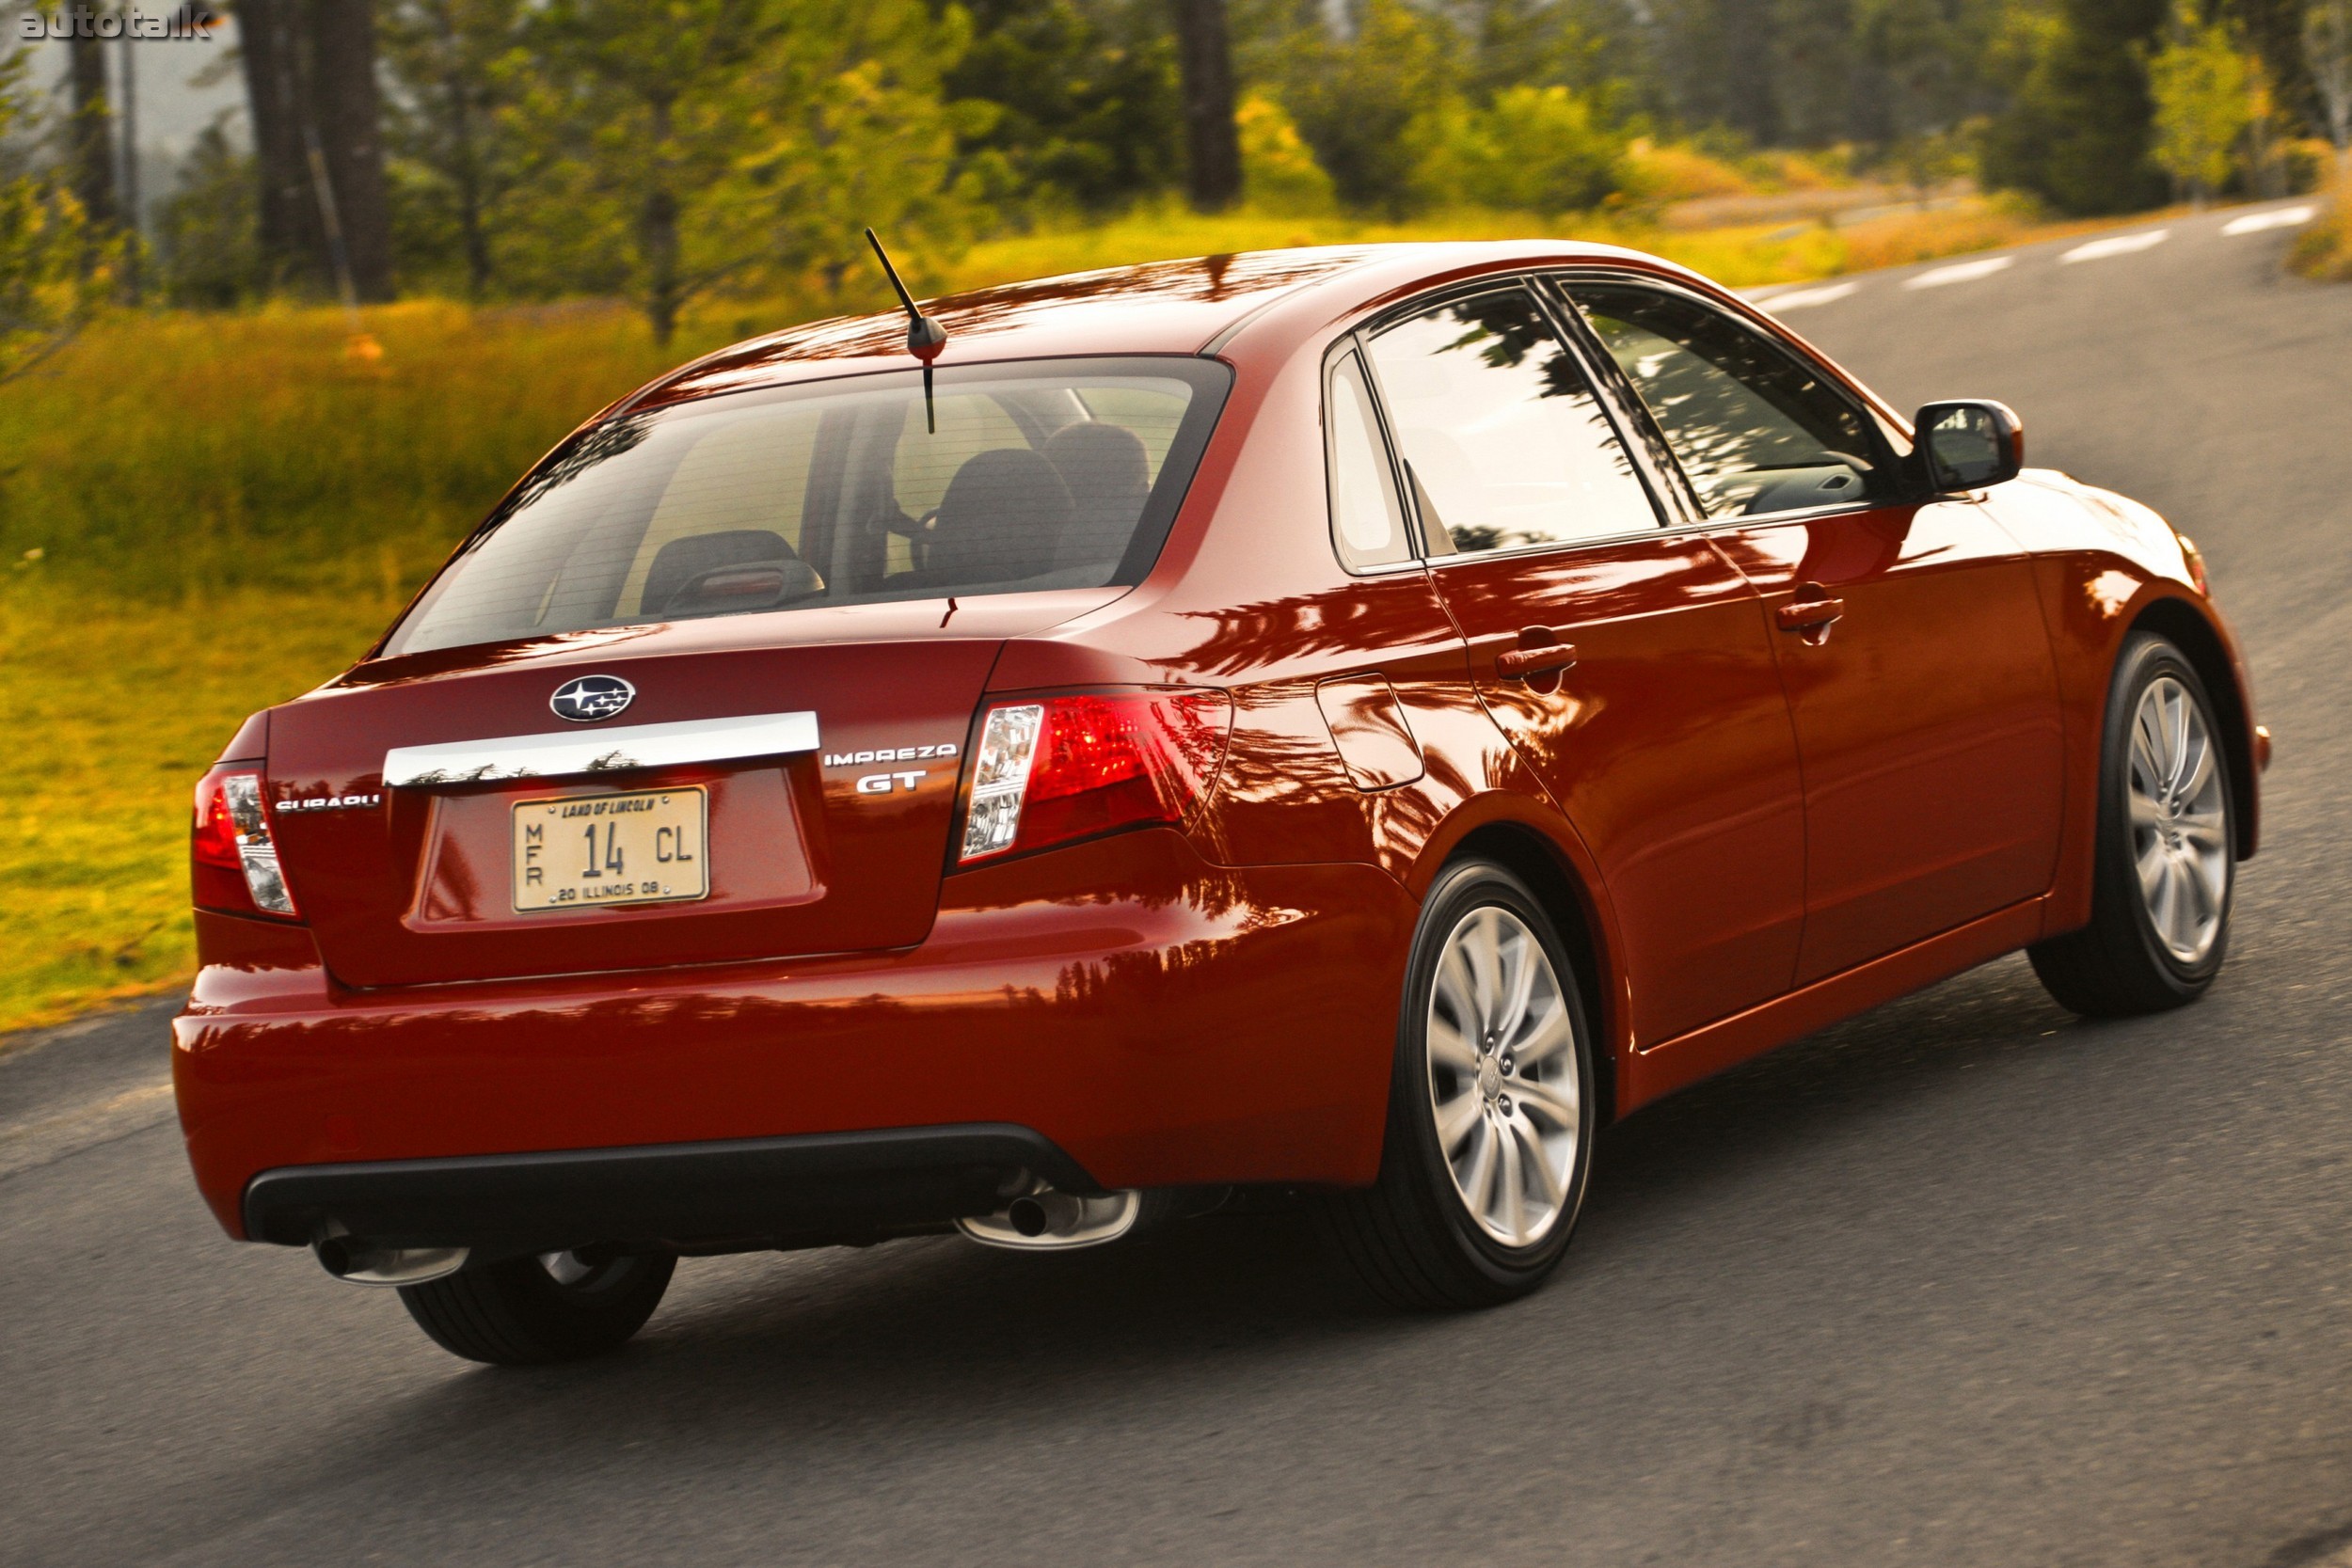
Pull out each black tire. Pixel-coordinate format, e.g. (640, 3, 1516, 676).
(2029, 631, 2236, 1018)
(397, 1248, 675, 1366)
(1317, 859, 1597, 1309)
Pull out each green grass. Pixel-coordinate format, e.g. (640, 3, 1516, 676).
(0, 196, 2183, 1032)
(0, 585, 399, 1029)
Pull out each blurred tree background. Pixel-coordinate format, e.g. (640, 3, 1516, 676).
(0, 0, 2347, 1030)
(0, 0, 2283, 331)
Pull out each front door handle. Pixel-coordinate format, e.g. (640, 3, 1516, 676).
(1775, 594, 1846, 643)
(1497, 640, 1579, 680)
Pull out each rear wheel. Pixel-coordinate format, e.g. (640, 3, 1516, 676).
(397, 1248, 675, 1366)
(1318, 859, 1597, 1309)
(2030, 632, 2235, 1017)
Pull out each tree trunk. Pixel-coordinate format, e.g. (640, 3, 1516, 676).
(307, 0, 395, 301)
(432, 2, 493, 299)
(66, 31, 116, 230)
(1170, 0, 1242, 213)
(640, 97, 680, 346)
(236, 0, 326, 291)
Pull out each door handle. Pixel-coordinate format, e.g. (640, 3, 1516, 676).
(1497, 641, 1579, 680)
(1775, 596, 1846, 636)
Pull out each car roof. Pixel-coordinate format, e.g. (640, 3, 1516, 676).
(626, 240, 1712, 410)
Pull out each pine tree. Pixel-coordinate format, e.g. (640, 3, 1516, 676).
(1981, 0, 2171, 215)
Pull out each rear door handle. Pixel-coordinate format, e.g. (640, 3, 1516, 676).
(1497, 641, 1579, 679)
(1775, 596, 1846, 633)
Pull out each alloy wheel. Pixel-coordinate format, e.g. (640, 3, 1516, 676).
(2128, 674, 2230, 964)
(1425, 906, 1581, 1247)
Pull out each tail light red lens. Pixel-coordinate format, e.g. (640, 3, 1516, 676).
(959, 689, 1231, 863)
(192, 767, 299, 918)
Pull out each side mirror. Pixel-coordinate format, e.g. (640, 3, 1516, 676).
(1913, 400, 2023, 492)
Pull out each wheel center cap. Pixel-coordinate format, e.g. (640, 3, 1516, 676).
(1478, 1056, 1503, 1102)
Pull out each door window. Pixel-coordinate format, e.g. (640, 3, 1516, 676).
(1362, 288, 1661, 556)
(1571, 282, 1888, 518)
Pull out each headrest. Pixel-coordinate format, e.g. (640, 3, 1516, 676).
(927, 448, 1074, 584)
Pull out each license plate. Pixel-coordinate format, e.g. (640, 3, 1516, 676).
(511, 787, 707, 913)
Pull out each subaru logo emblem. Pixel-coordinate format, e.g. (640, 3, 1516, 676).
(549, 674, 635, 723)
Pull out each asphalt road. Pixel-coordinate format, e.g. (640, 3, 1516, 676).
(7, 201, 2351, 1568)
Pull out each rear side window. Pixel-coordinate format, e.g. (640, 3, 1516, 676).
(1326, 352, 1413, 570)
(384, 357, 1230, 657)
(1362, 288, 1661, 556)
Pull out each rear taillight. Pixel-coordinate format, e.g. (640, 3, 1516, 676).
(959, 689, 1231, 863)
(192, 767, 299, 918)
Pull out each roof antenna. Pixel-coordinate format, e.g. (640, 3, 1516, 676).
(866, 228, 946, 434)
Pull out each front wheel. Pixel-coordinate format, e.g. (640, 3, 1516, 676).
(2030, 631, 2236, 1017)
(1318, 859, 1597, 1309)
(398, 1248, 675, 1366)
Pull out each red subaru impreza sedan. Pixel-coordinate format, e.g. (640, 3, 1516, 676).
(175, 243, 2265, 1364)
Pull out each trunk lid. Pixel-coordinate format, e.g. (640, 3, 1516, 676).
(265, 592, 1116, 988)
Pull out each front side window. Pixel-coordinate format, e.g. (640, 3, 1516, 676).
(1362, 288, 1661, 557)
(1570, 282, 1886, 518)
(384, 357, 1229, 657)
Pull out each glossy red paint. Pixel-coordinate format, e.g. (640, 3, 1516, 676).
(176, 831, 1414, 1238)
(175, 240, 2263, 1250)
(1709, 498, 2067, 983)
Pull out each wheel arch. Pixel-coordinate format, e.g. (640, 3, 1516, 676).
(2127, 595, 2258, 859)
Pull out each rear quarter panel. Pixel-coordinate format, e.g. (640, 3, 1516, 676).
(990, 276, 1641, 1081)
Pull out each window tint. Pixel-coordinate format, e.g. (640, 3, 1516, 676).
(1327, 352, 1413, 569)
(384, 359, 1227, 657)
(1571, 283, 1884, 518)
(1364, 289, 1659, 556)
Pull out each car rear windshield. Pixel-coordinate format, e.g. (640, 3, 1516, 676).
(382, 356, 1232, 657)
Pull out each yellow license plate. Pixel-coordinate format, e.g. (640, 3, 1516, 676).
(511, 787, 707, 913)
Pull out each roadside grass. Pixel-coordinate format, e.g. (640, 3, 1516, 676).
(0, 585, 398, 1031)
(0, 193, 2221, 1032)
(2290, 161, 2352, 281)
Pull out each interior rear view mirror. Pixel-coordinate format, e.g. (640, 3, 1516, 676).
(1914, 400, 2024, 491)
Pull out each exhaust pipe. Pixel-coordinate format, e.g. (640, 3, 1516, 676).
(958, 1186, 1141, 1251)
(313, 1236, 469, 1287)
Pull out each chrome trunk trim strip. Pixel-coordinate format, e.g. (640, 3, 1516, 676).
(383, 711, 820, 787)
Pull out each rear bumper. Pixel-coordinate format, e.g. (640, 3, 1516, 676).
(244, 1124, 1094, 1252)
(175, 829, 1414, 1243)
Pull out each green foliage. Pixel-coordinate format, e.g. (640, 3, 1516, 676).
(1271, 0, 1460, 215)
(379, 0, 530, 298)
(154, 115, 259, 308)
(2148, 6, 2258, 198)
(1413, 84, 1630, 213)
(1454, 0, 1621, 101)
(1236, 92, 1337, 214)
(946, 0, 1183, 214)
(1980, 0, 2171, 214)
(0, 48, 113, 381)
(495, 0, 990, 342)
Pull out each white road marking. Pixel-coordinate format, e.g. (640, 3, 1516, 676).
(1760, 281, 1860, 312)
(2062, 229, 2170, 262)
(1905, 255, 2013, 289)
(2220, 204, 2316, 235)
